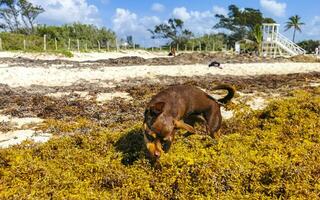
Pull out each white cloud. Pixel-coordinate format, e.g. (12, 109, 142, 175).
(140, 16, 161, 27)
(171, 6, 228, 35)
(212, 6, 228, 16)
(151, 3, 165, 12)
(112, 6, 228, 46)
(260, 0, 286, 17)
(112, 8, 138, 35)
(29, 0, 101, 25)
(112, 8, 161, 45)
(101, 0, 110, 5)
(172, 7, 191, 21)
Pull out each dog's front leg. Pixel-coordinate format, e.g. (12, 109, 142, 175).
(213, 129, 221, 140)
(163, 130, 176, 153)
(173, 119, 196, 134)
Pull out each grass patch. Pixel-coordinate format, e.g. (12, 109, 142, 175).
(54, 50, 74, 58)
(1, 88, 320, 199)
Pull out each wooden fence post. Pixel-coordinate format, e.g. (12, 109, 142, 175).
(77, 39, 80, 52)
(107, 41, 110, 51)
(97, 40, 100, 51)
(43, 34, 47, 51)
(55, 38, 58, 51)
(68, 38, 71, 50)
(23, 39, 26, 50)
(116, 39, 119, 52)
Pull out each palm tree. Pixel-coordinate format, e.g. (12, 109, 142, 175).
(252, 24, 263, 56)
(285, 15, 305, 42)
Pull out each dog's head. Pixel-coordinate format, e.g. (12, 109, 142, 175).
(143, 102, 175, 160)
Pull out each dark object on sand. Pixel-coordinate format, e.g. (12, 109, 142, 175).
(209, 61, 222, 69)
(168, 47, 176, 56)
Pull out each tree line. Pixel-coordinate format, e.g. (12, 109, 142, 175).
(148, 4, 315, 53)
(0, 0, 116, 51)
(0, 0, 44, 34)
(0, 1, 317, 53)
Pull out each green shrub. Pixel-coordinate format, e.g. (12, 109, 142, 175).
(55, 50, 74, 58)
(0, 32, 43, 51)
(1, 88, 319, 199)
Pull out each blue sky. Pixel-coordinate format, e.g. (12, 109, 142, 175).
(30, 0, 320, 46)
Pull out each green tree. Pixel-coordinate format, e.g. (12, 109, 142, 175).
(284, 15, 304, 42)
(0, 0, 21, 32)
(18, 0, 44, 34)
(186, 33, 227, 51)
(297, 40, 320, 53)
(126, 35, 134, 47)
(149, 18, 193, 47)
(252, 24, 263, 55)
(36, 23, 116, 49)
(214, 4, 275, 47)
(0, 0, 44, 34)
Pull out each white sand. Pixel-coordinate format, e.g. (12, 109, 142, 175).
(46, 92, 71, 98)
(247, 97, 267, 110)
(96, 92, 132, 102)
(0, 114, 49, 148)
(237, 92, 269, 110)
(45, 91, 132, 102)
(70, 50, 169, 61)
(0, 130, 52, 148)
(310, 82, 320, 87)
(221, 108, 234, 119)
(0, 63, 320, 88)
(74, 91, 90, 98)
(0, 50, 169, 61)
(0, 115, 44, 128)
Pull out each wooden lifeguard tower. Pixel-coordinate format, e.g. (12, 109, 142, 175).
(262, 23, 306, 57)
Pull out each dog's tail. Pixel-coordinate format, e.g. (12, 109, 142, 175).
(212, 84, 235, 104)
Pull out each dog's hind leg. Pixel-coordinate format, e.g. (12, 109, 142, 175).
(204, 105, 222, 139)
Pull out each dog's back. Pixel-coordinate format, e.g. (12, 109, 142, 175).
(148, 85, 215, 117)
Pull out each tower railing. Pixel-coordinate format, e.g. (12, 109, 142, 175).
(262, 23, 306, 57)
(274, 32, 306, 55)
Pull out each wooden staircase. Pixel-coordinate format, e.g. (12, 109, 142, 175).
(262, 24, 306, 57)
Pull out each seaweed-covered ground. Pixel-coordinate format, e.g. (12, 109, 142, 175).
(0, 52, 319, 68)
(0, 54, 320, 198)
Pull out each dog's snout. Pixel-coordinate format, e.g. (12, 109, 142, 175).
(154, 151, 161, 158)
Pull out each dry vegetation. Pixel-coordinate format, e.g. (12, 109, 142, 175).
(1, 52, 319, 68)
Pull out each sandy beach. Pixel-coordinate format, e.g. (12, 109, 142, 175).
(0, 62, 319, 87)
(0, 50, 169, 61)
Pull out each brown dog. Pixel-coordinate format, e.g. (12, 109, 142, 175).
(143, 84, 235, 160)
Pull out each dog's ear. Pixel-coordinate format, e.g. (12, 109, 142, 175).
(150, 102, 165, 115)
